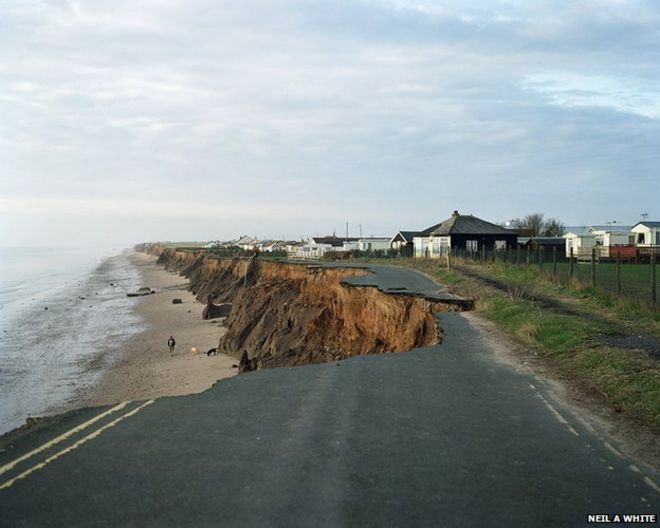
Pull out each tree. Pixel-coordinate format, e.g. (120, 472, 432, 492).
(541, 217, 565, 237)
(511, 213, 565, 237)
(511, 213, 545, 236)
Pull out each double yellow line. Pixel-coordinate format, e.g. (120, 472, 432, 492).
(0, 399, 154, 491)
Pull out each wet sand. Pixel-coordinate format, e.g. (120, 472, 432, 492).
(82, 251, 236, 407)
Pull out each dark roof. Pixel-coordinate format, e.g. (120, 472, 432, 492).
(632, 221, 660, 229)
(310, 236, 359, 247)
(529, 237, 565, 243)
(421, 213, 514, 236)
(392, 231, 420, 243)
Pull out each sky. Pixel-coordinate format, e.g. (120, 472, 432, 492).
(1, 0, 659, 246)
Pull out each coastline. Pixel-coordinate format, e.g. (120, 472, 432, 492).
(79, 251, 236, 408)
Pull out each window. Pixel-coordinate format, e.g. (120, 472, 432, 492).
(638, 233, 645, 244)
(466, 240, 478, 251)
(495, 240, 507, 251)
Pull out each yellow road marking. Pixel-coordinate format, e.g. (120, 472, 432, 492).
(643, 476, 660, 494)
(0, 400, 154, 491)
(603, 442, 623, 459)
(0, 400, 132, 478)
(539, 397, 580, 437)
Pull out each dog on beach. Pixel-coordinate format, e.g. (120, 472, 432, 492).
(206, 348, 217, 356)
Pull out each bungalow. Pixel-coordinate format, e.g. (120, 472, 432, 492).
(357, 237, 391, 253)
(631, 221, 660, 247)
(261, 241, 286, 253)
(563, 226, 632, 258)
(413, 211, 518, 258)
(293, 243, 334, 260)
(202, 240, 222, 249)
(310, 235, 359, 248)
(284, 241, 304, 254)
(390, 231, 419, 256)
(235, 235, 260, 251)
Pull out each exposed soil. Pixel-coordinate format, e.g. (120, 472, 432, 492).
(142, 245, 456, 367)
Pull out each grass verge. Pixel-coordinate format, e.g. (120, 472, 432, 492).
(412, 260, 660, 431)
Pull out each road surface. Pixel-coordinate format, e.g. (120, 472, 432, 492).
(1, 264, 658, 527)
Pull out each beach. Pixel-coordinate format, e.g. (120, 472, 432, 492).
(80, 251, 236, 407)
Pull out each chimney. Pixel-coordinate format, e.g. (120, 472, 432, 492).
(452, 210, 460, 217)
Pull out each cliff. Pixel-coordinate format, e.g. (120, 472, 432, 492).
(139, 244, 457, 367)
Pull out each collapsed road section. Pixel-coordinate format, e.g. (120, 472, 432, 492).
(140, 245, 473, 368)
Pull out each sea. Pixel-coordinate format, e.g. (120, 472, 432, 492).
(0, 246, 145, 435)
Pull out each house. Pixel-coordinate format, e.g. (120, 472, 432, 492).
(390, 231, 419, 256)
(631, 221, 660, 247)
(563, 227, 594, 258)
(202, 240, 222, 249)
(310, 236, 359, 248)
(235, 235, 260, 251)
(563, 226, 632, 258)
(261, 241, 286, 253)
(342, 241, 359, 252)
(284, 241, 304, 254)
(357, 237, 391, 253)
(413, 211, 518, 258)
(293, 243, 334, 260)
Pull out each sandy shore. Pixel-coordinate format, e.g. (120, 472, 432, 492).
(82, 251, 236, 406)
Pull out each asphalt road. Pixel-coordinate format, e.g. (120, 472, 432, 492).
(1, 265, 658, 527)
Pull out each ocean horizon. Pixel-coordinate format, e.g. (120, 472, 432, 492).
(0, 245, 145, 435)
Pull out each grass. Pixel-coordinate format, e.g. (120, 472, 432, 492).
(403, 259, 660, 430)
(461, 260, 660, 335)
(478, 293, 660, 429)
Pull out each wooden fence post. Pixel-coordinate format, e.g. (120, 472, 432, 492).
(591, 247, 596, 288)
(570, 247, 574, 280)
(516, 246, 520, 266)
(652, 250, 657, 309)
(552, 246, 557, 277)
(527, 245, 531, 266)
(616, 252, 621, 297)
(538, 246, 544, 270)
(481, 245, 485, 263)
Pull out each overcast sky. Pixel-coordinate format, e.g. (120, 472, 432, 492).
(1, 0, 659, 246)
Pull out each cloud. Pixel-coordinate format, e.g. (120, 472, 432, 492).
(1, 0, 659, 245)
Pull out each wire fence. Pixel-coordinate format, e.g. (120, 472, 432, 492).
(450, 245, 658, 309)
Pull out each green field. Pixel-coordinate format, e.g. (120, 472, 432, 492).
(533, 261, 657, 306)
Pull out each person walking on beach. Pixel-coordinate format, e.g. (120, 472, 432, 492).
(167, 336, 176, 354)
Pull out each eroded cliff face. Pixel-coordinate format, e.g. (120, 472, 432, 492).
(139, 244, 450, 367)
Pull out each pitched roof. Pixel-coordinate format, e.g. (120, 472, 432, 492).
(421, 212, 514, 236)
(235, 235, 259, 245)
(392, 231, 420, 243)
(529, 237, 565, 243)
(588, 225, 632, 234)
(632, 221, 660, 229)
(310, 236, 359, 247)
